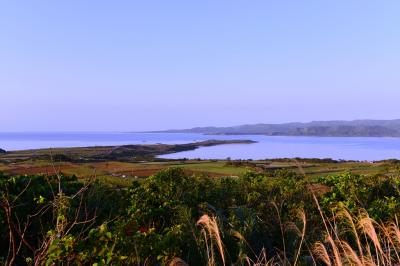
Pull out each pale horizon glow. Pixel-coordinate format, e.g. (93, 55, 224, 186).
(1, 1, 400, 131)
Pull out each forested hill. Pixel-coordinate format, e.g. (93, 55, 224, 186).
(160, 119, 400, 137)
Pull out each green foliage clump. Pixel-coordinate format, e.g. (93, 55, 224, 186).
(0, 173, 127, 265)
(319, 172, 400, 220)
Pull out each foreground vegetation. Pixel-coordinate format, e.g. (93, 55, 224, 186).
(2, 158, 400, 265)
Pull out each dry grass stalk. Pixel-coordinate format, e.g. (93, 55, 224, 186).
(169, 257, 189, 266)
(311, 196, 400, 266)
(314, 241, 332, 266)
(197, 214, 225, 266)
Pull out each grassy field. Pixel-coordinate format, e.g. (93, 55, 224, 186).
(0, 157, 396, 187)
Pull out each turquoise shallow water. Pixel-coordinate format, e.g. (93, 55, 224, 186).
(1, 132, 400, 161)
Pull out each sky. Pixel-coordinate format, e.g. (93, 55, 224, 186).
(1, 1, 400, 131)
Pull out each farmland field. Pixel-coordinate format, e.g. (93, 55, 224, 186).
(0, 155, 395, 186)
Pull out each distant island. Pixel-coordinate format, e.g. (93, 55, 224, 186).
(157, 119, 400, 137)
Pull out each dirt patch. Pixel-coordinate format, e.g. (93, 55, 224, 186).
(4, 164, 75, 176)
(306, 183, 331, 195)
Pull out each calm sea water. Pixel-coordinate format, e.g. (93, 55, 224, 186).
(1, 132, 400, 161)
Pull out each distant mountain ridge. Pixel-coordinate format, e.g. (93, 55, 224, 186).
(159, 119, 400, 137)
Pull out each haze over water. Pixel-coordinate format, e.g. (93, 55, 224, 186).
(1, 132, 400, 161)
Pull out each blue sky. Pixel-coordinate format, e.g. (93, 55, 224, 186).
(1, 1, 399, 131)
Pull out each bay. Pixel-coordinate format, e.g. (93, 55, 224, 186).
(1, 132, 400, 161)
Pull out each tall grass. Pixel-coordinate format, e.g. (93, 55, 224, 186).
(312, 205, 400, 266)
(192, 200, 400, 266)
(197, 214, 226, 266)
(193, 209, 307, 266)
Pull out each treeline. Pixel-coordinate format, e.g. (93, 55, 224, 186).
(2, 168, 400, 265)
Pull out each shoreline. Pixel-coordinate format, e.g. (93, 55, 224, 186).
(0, 139, 256, 163)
